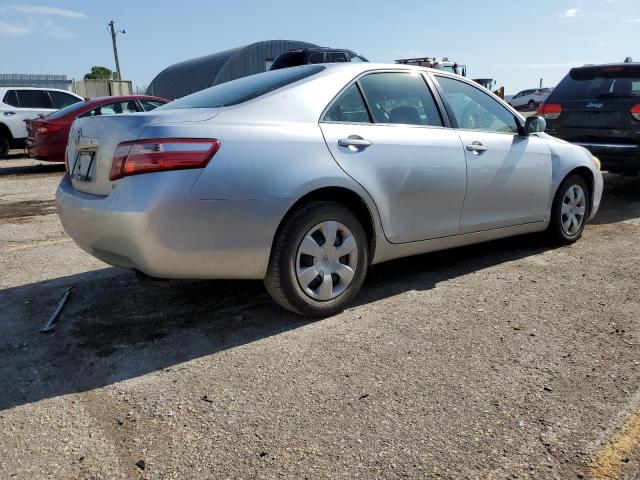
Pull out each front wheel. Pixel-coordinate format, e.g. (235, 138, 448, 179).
(547, 174, 590, 244)
(264, 201, 368, 317)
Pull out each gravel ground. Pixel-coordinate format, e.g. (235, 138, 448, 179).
(0, 154, 638, 479)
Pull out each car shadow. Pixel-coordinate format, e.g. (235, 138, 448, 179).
(0, 232, 554, 411)
(0, 172, 636, 411)
(0, 162, 65, 176)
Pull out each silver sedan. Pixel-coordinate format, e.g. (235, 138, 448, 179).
(57, 64, 603, 316)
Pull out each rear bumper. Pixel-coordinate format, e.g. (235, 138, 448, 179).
(26, 137, 66, 162)
(56, 173, 293, 280)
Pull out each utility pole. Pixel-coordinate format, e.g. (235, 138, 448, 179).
(108, 20, 125, 80)
(539, 78, 543, 88)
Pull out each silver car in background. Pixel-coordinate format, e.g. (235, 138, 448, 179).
(57, 64, 603, 316)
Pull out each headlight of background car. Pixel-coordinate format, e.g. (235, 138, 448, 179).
(591, 156, 601, 171)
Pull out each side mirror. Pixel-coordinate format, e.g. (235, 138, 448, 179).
(524, 115, 546, 134)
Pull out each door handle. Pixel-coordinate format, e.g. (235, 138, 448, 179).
(338, 136, 372, 149)
(466, 141, 488, 153)
(3, 111, 16, 116)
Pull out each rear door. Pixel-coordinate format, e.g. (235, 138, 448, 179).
(320, 71, 467, 243)
(543, 66, 640, 146)
(433, 74, 551, 233)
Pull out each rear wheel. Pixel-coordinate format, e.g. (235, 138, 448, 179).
(547, 174, 590, 244)
(264, 201, 368, 317)
(528, 100, 536, 112)
(0, 134, 9, 158)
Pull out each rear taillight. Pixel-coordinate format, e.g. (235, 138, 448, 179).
(631, 104, 640, 121)
(538, 103, 563, 120)
(109, 138, 220, 181)
(35, 123, 63, 135)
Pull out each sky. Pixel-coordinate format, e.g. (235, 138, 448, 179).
(1, 0, 639, 94)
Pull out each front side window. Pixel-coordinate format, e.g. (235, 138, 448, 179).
(16, 90, 52, 109)
(436, 76, 518, 134)
(49, 91, 81, 109)
(322, 84, 371, 123)
(358, 72, 443, 127)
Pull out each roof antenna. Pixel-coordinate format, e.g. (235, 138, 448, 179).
(624, 57, 633, 63)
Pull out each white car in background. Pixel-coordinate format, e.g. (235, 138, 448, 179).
(509, 87, 553, 112)
(0, 87, 84, 157)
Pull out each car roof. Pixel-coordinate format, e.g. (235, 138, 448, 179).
(0, 86, 78, 93)
(319, 62, 441, 74)
(88, 95, 166, 102)
(282, 47, 357, 54)
(574, 62, 640, 70)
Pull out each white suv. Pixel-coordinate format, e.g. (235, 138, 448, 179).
(0, 87, 84, 157)
(509, 87, 553, 112)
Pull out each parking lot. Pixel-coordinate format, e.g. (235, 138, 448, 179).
(0, 152, 638, 479)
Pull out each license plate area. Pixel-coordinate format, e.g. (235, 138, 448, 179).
(71, 151, 95, 182)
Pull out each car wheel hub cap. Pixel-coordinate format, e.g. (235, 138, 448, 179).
(295, 220, 358, 301)
(561, 185, 586, 236)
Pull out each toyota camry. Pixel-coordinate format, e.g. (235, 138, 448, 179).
(57, 64, 603, 316)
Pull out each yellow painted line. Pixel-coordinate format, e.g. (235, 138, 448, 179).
(6, 238, 72, 252)
(590, 411, 640, 479)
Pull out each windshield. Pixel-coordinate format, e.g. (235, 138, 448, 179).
(160, 65, 325, 109)
(46, 100, 89, 119)
(551, 67, 640, 101)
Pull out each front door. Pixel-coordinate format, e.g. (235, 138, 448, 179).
(434, 75, 552, 233)
(319, 72, 467, 243)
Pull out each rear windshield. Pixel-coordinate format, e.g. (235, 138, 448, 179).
(46, 100, 89, 119)
(160, 65, 325, 109)
(550, 66, 640, 101)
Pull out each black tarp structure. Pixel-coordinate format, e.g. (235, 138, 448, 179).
(147, 40, 318, 100)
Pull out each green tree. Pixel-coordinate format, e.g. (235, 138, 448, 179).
(84, 66, 117, 80)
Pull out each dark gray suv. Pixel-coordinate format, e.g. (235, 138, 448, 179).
(269, 48, 368, 70)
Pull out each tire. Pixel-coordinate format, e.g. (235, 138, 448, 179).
(528, 100, 536, 112)
(0, 134, 9, 158)
(264, 201, 369, 317)
(547, 174, 590, 245)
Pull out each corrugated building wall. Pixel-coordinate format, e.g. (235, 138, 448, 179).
(147, 40, 318, 100)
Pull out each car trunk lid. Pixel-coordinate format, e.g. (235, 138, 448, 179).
(67, 108, 219, 196)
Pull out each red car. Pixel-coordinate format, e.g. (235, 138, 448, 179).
(26, 95, 169, 162)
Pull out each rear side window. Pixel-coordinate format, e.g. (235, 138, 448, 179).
(80, 100, 139, 117)
(139, 100, 166, 111)
(161, 65, 325, 109)
(46, 101, 89, 119)
(322, 84, 371, 123)
(270, 52, 305, 70)
(308, 53, 325, 64)
(358, 73, 443, 127)
(49, 91, 81, 109)
(328, 52, 348, 62)
(3, 90, 19, 107)
(550, 67, 640, 101)
(16, 90, 53, 109)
